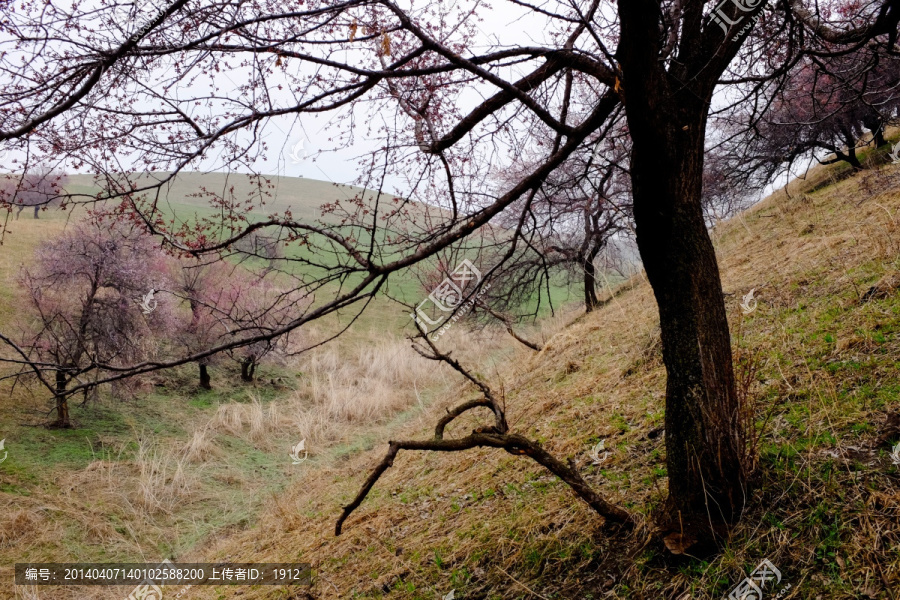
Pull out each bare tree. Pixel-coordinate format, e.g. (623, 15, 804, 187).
(0, 167, 68, 219)
(1, 0, 898, 549)
(541, 150, 632, 313)
(175, 259, 228, 390)
(175, 259, 306, 387)
(223, 279, 305, 383)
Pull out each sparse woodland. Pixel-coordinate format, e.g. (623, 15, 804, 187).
(1, 1, 900, 598)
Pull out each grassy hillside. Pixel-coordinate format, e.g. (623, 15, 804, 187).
(3, 171, 577, 335)
(0, 175, 574, 600)
(6, 158, 899, 599)
(65, 172, 372, 224)
(150, 163, 900, 599)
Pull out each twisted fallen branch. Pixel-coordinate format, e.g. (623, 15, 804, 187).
(335, 320, 634, 535)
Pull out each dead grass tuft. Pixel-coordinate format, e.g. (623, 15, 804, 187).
(133, 435, 197, 515)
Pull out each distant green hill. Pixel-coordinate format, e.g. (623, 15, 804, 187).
(65, 171, 382, 224)
(3, 171, 577, 331)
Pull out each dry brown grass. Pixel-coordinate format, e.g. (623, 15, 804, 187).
(133, 435, 197, 515)
(159, 162, 900, 600)
(0, 324, 540, 600)
(197, 327, 520, 456)
(6, 160, 900, 599)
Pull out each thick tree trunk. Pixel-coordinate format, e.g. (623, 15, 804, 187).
(863, 116, 887, 147)
(842, 131, 864, 169)
(583, 244, 601, 313)
(33, 205, 39, 219)
(199, 363, 212, 389)
(629, 114, 748, 545)
(54, 369, 71, 428)
(616, 3, 749, 543)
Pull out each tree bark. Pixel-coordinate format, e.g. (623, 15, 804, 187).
(54, 369, 71, 428)
(199, 363, 212, 389)
(863, 116, 887, 147)
(618, 1, 748, 547)
(628, 110, 747, 541)
(843, 130, 864, 169)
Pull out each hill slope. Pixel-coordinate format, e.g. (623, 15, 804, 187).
(63, 171, 385, 224)
(178, 164, 900, 599)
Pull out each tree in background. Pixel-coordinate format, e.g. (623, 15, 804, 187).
(231, 231, 285, 271)
(713, 49, 900, 189)
(465, 129, 632, 319)
(175, 259, 305, 387)
(539, 143, 632, 313)
(15, 222, 172, 427)
(175, 259, 229, 390)
(0, 166, 68, 219)
(223, 279, 304, 383)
